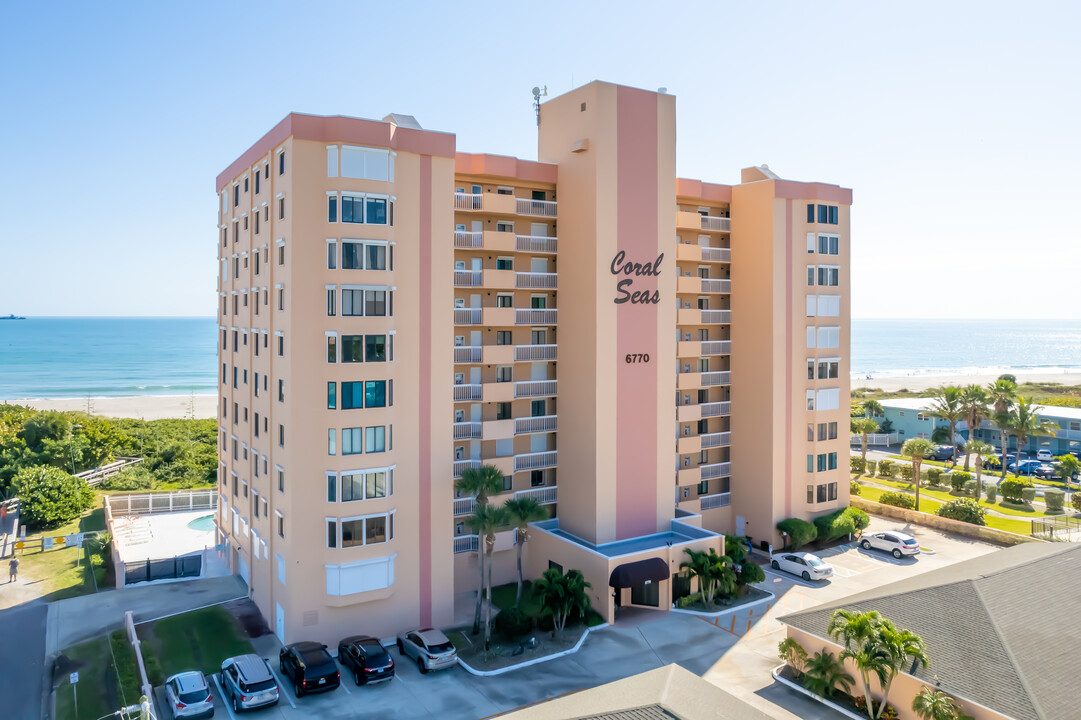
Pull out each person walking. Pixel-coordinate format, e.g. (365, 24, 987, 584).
(8, 555, 18, 583)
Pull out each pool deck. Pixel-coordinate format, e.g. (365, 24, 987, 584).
(112, 508, 218, 564)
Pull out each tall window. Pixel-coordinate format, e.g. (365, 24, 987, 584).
(365, 426, 386, 453)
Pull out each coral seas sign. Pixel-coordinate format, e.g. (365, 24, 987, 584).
(610, 250, 663, 304)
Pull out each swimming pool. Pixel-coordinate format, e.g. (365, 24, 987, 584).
(186, 514, 216, 532)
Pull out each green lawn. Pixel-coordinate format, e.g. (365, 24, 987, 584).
(138, 605, 254, 683)
(491, 580, 541, 618)
(54, 635, 133, 720)
(857, 482, 1032, 535)
(16, 507, 106, 601)
(863, 475, 1058, 518)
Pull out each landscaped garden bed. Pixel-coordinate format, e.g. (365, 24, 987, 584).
(448, 622, 591, 673)
(672, 584, 772, 615)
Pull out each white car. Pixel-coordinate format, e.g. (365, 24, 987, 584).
(1036, 449, 1053, 462)
(860, 531, 920, 558)
(770, 552, 833, 581)
(164, 671, 214, 719)
(396, 628, 458, 673)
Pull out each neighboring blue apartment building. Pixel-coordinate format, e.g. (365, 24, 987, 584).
(872, 398, 1081, 455)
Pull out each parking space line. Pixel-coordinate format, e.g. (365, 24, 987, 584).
(268, 665, 297, 709)
(212, 674, 238, 720)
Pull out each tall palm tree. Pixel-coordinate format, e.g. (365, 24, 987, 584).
(863, 399, 884, 419)
(986, 378, 1017, 462)
(901, 438, 936, 511)
(802, 650, 854, 700)
(911, 686, 962, 720)
(927, 385, 964, 459)
(966, 440, 995, 499)
(466, 503, 508, 651)
(959, 385, 989, 471)
(502, 497, 548, 608)
(456, 464, 505, 635)
(852, 417, 880, 469)
(874, 620, 929, 719)
(1006, 398, 1059, 476)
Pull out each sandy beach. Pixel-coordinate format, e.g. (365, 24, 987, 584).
(853, 370, 1081, 394)
(3, 394, 217, 420)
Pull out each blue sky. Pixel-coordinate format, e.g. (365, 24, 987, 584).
(1, 1, 1077, 318)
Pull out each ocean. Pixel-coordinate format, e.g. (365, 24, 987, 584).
(1, 317, 1080, 399)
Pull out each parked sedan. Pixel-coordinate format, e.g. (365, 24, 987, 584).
(1009, 459, 1044, 475)
(164, 671, 214, 719)
(279, 642, 340, 697)
(931, 445, 957, 462)
(396, 628, 458, 673)
(860, 531, 920, 558)
(338, 635, 395, 685)
(770, 552, 833, 581)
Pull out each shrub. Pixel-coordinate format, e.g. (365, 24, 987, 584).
(850, 479, 862, 496)
(866, 460, 877, 476)
(676, 591, 702, 609)
(850, 457, 865, 474)
(739, 561, 765, 586)
(724, 535, 749, 565)
(1072, 493, 1081, 513)
(814, 510, 856, 543)
(950, 471, 971, 492)
(777, 518, 817, 550)
(878, 491, 916, 510)
(100, 465, 158, 491)
(926, 468, 942, 486)
(13, 466, 95, 529)
(898, 464, 914, 482)
(1021, 486, 1036, 503)
(1044, 488, 1065, 512)
(842, 507, 870, 533)
(999, 478, 1032, 503)
(936, 498, 986, 525)
(985, 484, 997, 503)
(493, 607, 533, 641)
(877, 460, 895, 478)
(963, 479, 977, 497)
(778, 638, 807, 677)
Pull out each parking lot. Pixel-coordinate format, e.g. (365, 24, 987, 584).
(154, 515, 1002, 720)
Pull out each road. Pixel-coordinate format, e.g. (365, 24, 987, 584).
(0, 601, 48, 720)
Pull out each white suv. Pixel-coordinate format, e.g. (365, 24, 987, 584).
(860, 531, 920, 558)
(1036, 449, 1053, 462)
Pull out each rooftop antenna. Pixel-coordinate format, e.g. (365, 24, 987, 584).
(532, 85, 547, 126)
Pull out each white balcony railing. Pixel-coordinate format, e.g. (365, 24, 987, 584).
(700, 432, 731, 449)
(515, 309, 557, 325)
(515, 380, 557, 398)
(700, 340, 731, 355)
(454, 345, 482, 363)
(700, 492, 731, 510)
(514, 486, 557, 505)
(700, 462, 731, 480)
(701, 309, 732, 324)
(454, 534, 479, 553)
(455, 193, 482, 210)
(454, 308, 481, 325)
(514, 344, 557, 362)
(454, 270, 482, 287)
(700, 279, 731, 293)
(701, 216, 731, 232)
(453, 422, 482, 440)
(700, 247, 731, 262)
(516, 198, 557, 217)
(515, 450, 557, 472)
(515, 415, 557, 434)
(454, 230, 483, 248)
(453, 384, 482, 402)
(850, 432, 899, 446)
(701, 401, 732, 418)
(700, 371, 731, 387)
(515, 272, 557, 289)
(452, 459, 480, 478)
(453, 497, 476, 517)
(516, 235, 557, 253)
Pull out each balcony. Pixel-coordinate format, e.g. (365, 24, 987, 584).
(482, 419, 515, 441)
(454, 269, 482, 287)
(452, 459, 480, 478)
(515, 344, 557, 362)
(515, 415, 557, 434)
(700, 462, 731, 480)
(699, 492, 731, 510)
(515, 486, 557, 505)
(676, 210, 703, 231)
(516, 235, 557, 254)
(454, 308, 481, 325)
(515, 309, 557, 325)
(701, 401, 731, 418)
(701, 247, 730, 262)
(453, 535, 479, 553)
(454, 345, 482, 363)
(453, 498, 476, 517)
(515, 380, 557, 398)
(701, 279, 731, 293)
(453, 384, 482, 402)
(516, 198, 557, 217)
(700, 371, 731, 387)
(482, 381, 515, 404)
(482, 269, 516, 289)
(701, 431, 731, 449)
(677, 308, 731, 325)
(675, 244, 731, 264)
(515, 450, 557, 472)
(454, 230, 482, 249)
(677, 371, 730, 390)
(700, 216, 731, 232)
(676, 339, 731, 357)
(482, 345, 515, 365)
(483, 307, 516, 326)
(453, 422, 481, 440)
(515, 272, 557, 289)
(454, 193, 482, 211)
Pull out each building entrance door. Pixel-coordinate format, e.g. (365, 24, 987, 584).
(630, 580, 660, 607)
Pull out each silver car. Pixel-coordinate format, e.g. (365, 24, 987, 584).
(771, 551, 833, 581)
(861, 531, 920, 558)
(219, 654, 279, 712)
(165, 671, 214, 719)
(396, 628, 458, 673)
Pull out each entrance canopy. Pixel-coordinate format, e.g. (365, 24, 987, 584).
(609, 557, 669, 589)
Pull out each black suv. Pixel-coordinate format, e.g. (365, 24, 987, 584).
(337, 635, 395, 685)
(278, 642, 340, 697)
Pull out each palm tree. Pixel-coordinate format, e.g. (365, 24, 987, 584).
(912, 686, 962, 720)
(927, 386, 964, 459)
(863, 399, 884, 419)
(966, 440, 995, 498)
(679, 547, 736, 608)
(802, 650, 854, 699)
(828, 609, 887, 718)
(874, 619, 929, 719)
(466, 503, 508, 651)
(502, 497, 548, 608)
(959, 385, 989, 471)
(1006, 398, 1059, 476)
(852, 418, 880, 469)
(986, 378, 1017, 463)
(531, 567, 592, 636)
(456, 464, 506, 635)
(901, 438, 936, 511)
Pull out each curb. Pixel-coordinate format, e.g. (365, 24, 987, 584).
(456, 623, 609, 677)
(771, 663, 867, 720)
(669, 589, 776, 618)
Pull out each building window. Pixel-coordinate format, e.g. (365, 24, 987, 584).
(278, 424, 285, 447)
(530, 470, 544, 487)
(342, 335, 364, 363)
(818, 235, 839, 255)
(496, 402, 511, 420)
(327, 288, 337, 316)
(496, 294, 513, 308)
(340, 469, 393, 502)
(817, 359, 840, 379)
(341, 289, 388, 317)
(806, 359, 815, 380)
(341, 194, 390, 225)
(278, 468, 284, 492)
(279, 150, 286, 175)
(327, 334, 337, 363)
(277, 511, 285, 538)
(696, 480, 709, 495)
(365, 426, 384, 453)
(365, 380, 386, 407)
(817, 484, 827, 503)
(807, 484, 814, 503)
(327, 382, 337, 409)
(341, 382, 364, 410)
(828, 481, 838, 500)
(366, 335, 386, 362)
(328, 194, 338, 222)
(327, 520, 337, 548)
(817, 453, 828, 472)
(496, 331, 512, 346)
(278, 197, 285, 219)
(342, 427, 363, 455)
(816, 326, 841, 349)
(816, 266, 840, 287)
(328, 429, 337, 455)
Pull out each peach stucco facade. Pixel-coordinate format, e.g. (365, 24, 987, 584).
(215, 81, 851, 644)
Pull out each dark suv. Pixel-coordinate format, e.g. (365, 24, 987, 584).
(279, 642, 340, 697)
(931, 445, 956, 462)
(337, 635, 395, 685)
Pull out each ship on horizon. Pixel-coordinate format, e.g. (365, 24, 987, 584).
(1, 314, 26, 320)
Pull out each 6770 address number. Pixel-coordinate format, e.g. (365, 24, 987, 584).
(625, 354, 650, 363)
